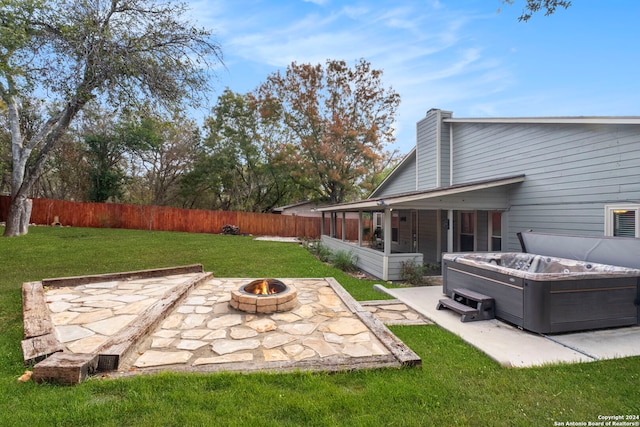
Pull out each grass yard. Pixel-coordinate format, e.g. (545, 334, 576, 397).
(0, 226, 638, 426)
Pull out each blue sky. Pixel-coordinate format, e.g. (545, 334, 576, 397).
(188, 0, 640, 154)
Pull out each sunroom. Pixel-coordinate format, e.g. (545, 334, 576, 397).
(317, 175, 525, 281)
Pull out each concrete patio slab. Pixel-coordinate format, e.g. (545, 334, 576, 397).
(374, 284, 640, 367)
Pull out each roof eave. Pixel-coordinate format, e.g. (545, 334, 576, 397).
(444, 117, 640, 125)
(318, 174, 526, 212)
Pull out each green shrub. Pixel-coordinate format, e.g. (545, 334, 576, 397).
(423, 263, 441, 276)
(330, 250, 358, 272)
(304, 240, 332, 262)
(400, 260, 427, 285)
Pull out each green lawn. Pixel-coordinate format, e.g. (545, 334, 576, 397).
(1, 227, 638, 426)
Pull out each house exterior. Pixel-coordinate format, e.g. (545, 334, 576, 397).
(318, 108, 640, 280)
(273, 201, 358, 219)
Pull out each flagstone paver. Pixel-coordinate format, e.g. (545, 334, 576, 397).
(40, 275, 427, 377)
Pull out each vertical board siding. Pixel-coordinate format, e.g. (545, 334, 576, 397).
(0, 196, 366, 240)
(439, 113, 452, 186)
(416, 112, 438, 190)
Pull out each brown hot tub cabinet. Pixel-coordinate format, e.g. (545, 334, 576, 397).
(442, 252, 640, 334)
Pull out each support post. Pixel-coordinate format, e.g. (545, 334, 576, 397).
(330, 213, 336, 238)
(382, 208, 392, 280)
(357, 211, 363, 247)
(447, 209, 454, 252)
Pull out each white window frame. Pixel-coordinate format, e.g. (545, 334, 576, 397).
(604, 204, 640, 237)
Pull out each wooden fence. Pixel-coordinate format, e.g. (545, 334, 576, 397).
(0, 196, 367, 240)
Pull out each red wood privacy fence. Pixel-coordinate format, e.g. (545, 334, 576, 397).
(0, 196, 366, 240)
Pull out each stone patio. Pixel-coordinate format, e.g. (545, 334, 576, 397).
(21, 265, 424, 384)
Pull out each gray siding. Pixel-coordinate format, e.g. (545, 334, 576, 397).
(416, 112, 438, 190)
(321, 236, 385, 279)
(450, 122, 640, 251)
(374, 151, 416, 197)
(440, 116, 451, 186)
(320, 236, 422, 281)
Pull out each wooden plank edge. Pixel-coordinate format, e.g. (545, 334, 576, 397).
(32, 353, 99, 385)
(324, 277, 365, 313)
(41, 264, 205, 288)
(22, 281, 54, 339)
(355, 310, 422, 368)
(95, 271, 214, 371)
(359, 299, 404, 306)
(107, 354, 402, 378)
(325, 277, 421, 368)
(21, 334, 64, 365)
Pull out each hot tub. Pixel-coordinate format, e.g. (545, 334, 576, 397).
(442, 252, 640, 334)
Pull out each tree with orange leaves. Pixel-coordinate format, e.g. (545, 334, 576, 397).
(256, 59, 400, 204)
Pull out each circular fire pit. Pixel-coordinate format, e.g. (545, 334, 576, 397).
(230, 279, 298, 314)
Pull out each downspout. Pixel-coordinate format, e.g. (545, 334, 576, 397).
(415, 121, 419, 191)
(447, 122, 454, 253)
(447, 123, 454, 252)
(436, 110, 442, 187)
(447, 210, 454, 253)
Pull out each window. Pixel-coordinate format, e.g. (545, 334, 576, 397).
(605, 205, 640, 237)
(391, 211, 399, 243)
(490, 211, 502, 251)
(459, 211, 475, 251)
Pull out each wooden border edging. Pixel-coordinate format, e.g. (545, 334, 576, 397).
(325, 277, 422, 368)
(25, 273, 421, 384)
(95, 271, 213, 371)
(21, 281, 63, 364)
(41, 264, 204, 288)
(22, 265, 211, 384)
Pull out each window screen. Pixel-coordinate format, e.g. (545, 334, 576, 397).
(613, 210, 636, 237)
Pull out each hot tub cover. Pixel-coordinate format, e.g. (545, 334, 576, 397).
(519, 231, 640, 270)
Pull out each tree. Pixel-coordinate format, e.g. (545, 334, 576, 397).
(0, 0, 222, 236)
(32, 131, 89, 201)
(182, 90, 299, 212)
(256, 59, 400, 205)
(125, 111, 202, 207)
(502, 0, 572, 21)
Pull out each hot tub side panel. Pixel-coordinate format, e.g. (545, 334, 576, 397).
(443, 260, 525, 327)
(524, 277, 640, 334)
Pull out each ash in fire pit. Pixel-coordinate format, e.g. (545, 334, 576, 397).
(230, 279, 298, 313)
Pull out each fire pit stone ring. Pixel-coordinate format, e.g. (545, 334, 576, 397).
(230, 279, 298, 314)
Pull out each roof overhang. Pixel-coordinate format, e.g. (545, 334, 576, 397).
(444, 117, 640, 125)
(317, 174, 525, 212)
(368, 148, 416, 199)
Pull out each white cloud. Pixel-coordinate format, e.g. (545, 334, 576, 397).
(189, 1, 521, 153)
(303, 0, 329, 5)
